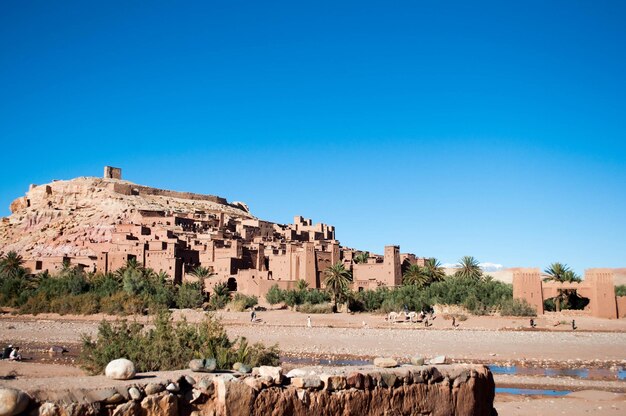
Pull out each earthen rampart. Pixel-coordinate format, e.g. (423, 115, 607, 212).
(110, 182, 229, 205)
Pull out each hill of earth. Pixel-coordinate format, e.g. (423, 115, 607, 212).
(0, 175, 252, 259)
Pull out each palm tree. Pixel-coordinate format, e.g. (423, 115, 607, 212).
(455, 256, 482, 280)
(190, 266, 215, 292)
(0, 251, 26, 279)
(324, 262, 353, 312)
(115, 257, 143, 278)
(296, 279, 309, 292)
(543, 262, 581, 312)
(403, 264, 429, 287)
(423, 258, 446, 283)
(353, 251, 369, 264)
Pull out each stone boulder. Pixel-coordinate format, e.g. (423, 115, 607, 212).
(0, 388, 30, 416)
(189, 358, 217, 373)
(429, 355, 447, 365)
(105, 358, 136, 380)
(373, 357, 398, 368)
(286, 368, 309, 378)
(257, 366, 282, 384)
(410, 356, 425, 366)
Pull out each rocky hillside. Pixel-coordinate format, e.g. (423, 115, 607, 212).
(0, 176, 253, 259)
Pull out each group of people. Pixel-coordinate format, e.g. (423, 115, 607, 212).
(1, 344, 22, 361)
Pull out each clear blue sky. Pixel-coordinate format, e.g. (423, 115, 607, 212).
(1, 1, 625, 274)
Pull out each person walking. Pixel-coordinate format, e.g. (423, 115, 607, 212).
(307, 315, 312, 328)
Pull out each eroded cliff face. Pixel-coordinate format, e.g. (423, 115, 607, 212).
(5, 365, 496, 416)
(0, 177, 252, 259)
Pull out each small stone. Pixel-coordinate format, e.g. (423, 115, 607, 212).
(184, 375, 197, 385)
(411, 356, 425, 366)
(429, 355, 447, 365)
(37, 402, 60, 416)
(374, 357, 398, 368)
(381, 372, 398, 387)
(320, 374, 347, 391)
(104, 393, 125, 404)
(105, 358, 136, 380)
(291, 376, 322, 390)
(144, 383, 164, 395)
(346, 372, 365, 389)
(196, 379, 213, 391)
(232, 362, 244, 371)
(235, 364, 251, 374)
(286, 369, 308, 378)
(189, 359, 204, 372)
(203, 358, 217, 372)
(257, 366, 283, 384)
(165, 382, 179, 393)
(128, 387, 142, 401)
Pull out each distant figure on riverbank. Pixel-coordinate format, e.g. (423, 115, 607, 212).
(250, 310, 256, 322)
(9, 346, 22, 361)
(530, 319, 536, 328)
(1, 344, 12, 360)
(307, 315, 312, 328)
(572, 320, 577, 330)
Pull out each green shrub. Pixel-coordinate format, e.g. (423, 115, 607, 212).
(615, 285, 626, 296)
(228, 294, 258, 312)
(500, 298, 537, 317)
(175, 282, 205, 309)
(296, 302, 333, 314)
(90, 273, 122, 297)
(80, 310, 279, 374)
(265, 284, 284, 305)
(303, 289, 330, 305)
(0, 277, 29, 307)
(283, 289, 304, 307)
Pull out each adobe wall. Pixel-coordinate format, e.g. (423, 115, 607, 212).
(110, 182, 228, 205)
(512, 267, 620, 319)
(617, 296, 626, 318)
(353, 245, 401, 287)
(2, 364, 496, 416)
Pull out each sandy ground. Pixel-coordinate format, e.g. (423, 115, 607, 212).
(1, 309, 625, 416)
(495, 390, 626, 415)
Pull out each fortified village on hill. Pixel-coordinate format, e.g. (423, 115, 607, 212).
(2, 166, 624, 318)
(4, 166, 428, 299)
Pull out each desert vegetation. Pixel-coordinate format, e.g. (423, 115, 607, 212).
(0, 252, 215, 315)
(80, 309, 279, 374)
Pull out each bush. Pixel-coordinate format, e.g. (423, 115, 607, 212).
(80, 310, 279, 374)
(99, 292, 146, 315)
(228, 294, 258, 312)
(175, 282, 205, 309)
(500, 298, 537, 317)
(265, 285, 284, 305)
(0, 277, 30, 307)
(296, 302, 333, 314)
(303, 289, 330, 305)
(615, 285, 626, 296)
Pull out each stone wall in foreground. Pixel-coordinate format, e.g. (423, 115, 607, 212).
(2, 364, 496, 416)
